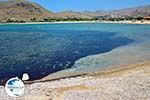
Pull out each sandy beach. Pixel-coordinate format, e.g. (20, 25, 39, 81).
(0, 61, 150, 100)
(0, 20, 150, 25)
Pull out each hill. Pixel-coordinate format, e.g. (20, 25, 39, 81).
(0, 0, 55, 22)
(0, 0, 150, 22)
(110, 5, 150, 17)
(55, 10, 92, 19)
(82, 5, 150, 18)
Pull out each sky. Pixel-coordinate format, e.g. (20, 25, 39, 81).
(31, 0, 150, 12)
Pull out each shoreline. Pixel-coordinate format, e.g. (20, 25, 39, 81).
(24, 61, 150, 84)
(0, 60, 149, 85)
(18, 61, 150, 100)
(0, 20, 150, 25)
(0, 61, 150, 99)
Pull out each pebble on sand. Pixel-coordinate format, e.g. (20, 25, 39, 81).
(22, 73, 29, 81)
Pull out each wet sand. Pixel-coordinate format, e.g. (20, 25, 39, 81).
(0, 61, 150, 100)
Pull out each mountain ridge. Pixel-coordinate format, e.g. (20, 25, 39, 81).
(0, 0, 150, 22)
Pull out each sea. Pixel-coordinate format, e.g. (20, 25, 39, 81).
(0, 23, 150, 81)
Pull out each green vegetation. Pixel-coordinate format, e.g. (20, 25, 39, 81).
(30, 18, 37, 21)
(94, 16, 145, 21)
(43, 17, 95, 22)
(5, 16, 148, 23)
(6, 18, 25, 23)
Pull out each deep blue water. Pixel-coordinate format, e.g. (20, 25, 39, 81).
(0, 23, 140, 82)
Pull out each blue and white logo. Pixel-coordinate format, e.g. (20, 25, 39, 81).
(5, 77, 25, 97)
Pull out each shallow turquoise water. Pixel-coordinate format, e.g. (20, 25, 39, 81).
(0, 23, 149, 82)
